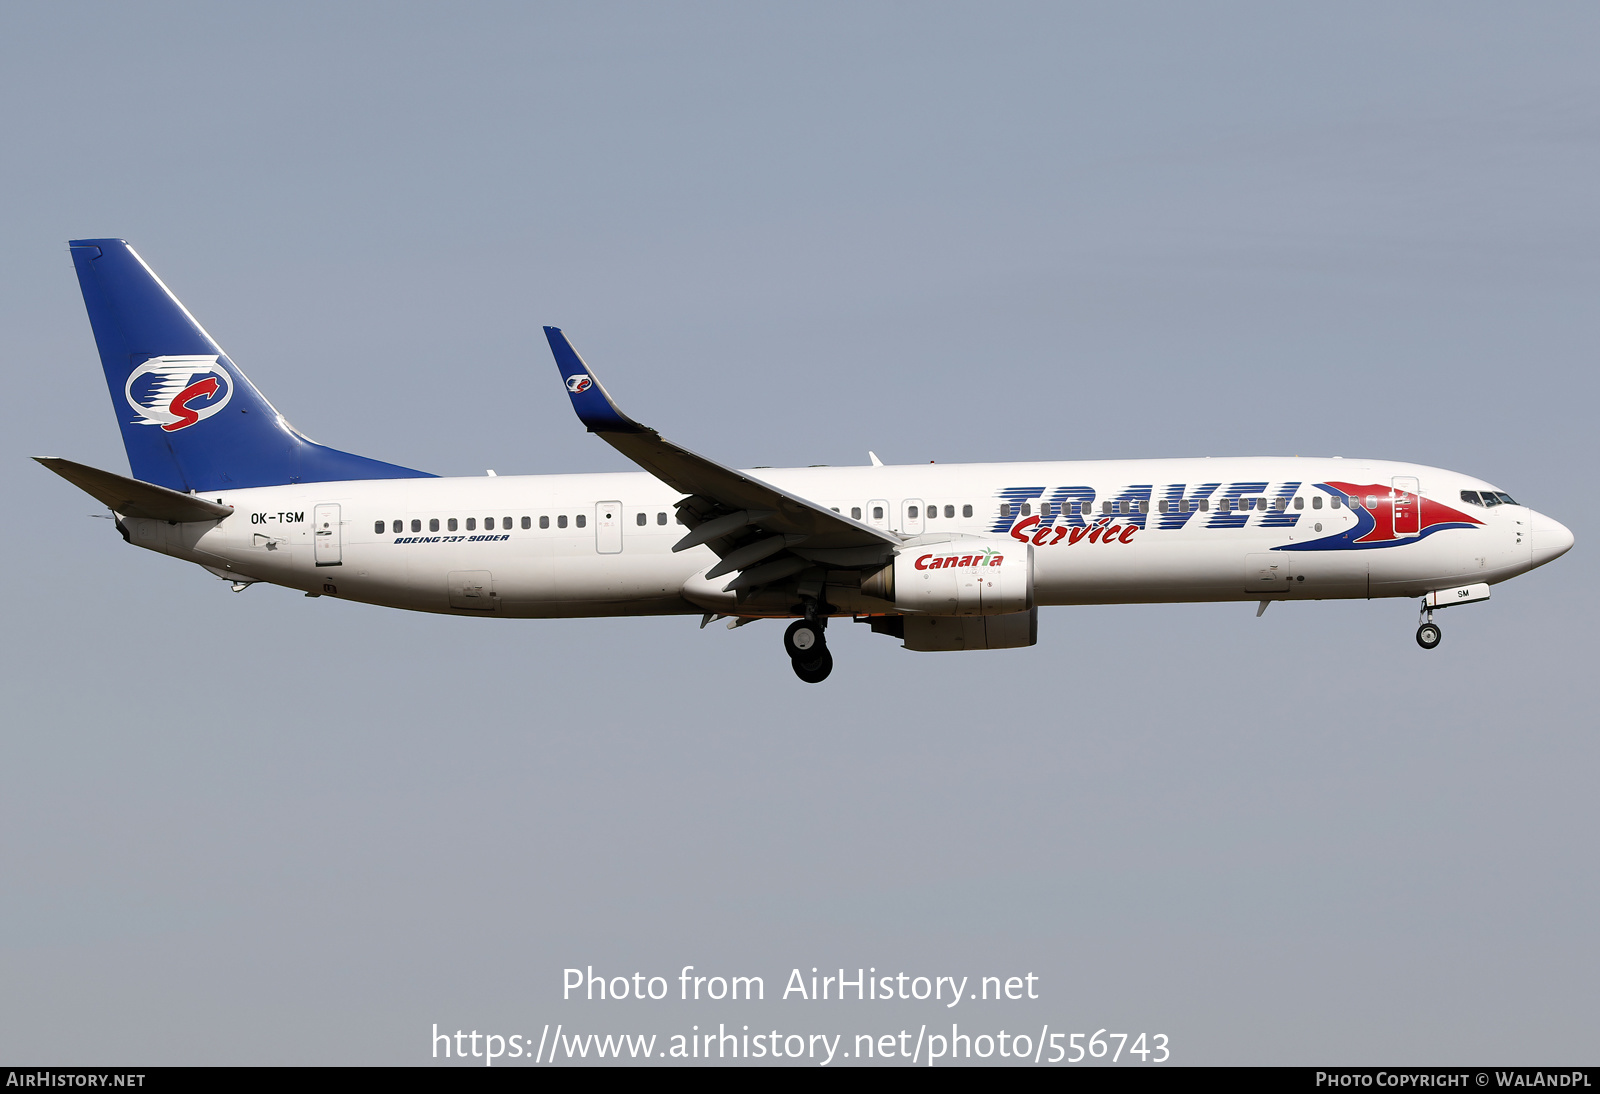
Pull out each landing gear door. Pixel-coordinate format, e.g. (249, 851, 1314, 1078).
(1392, 477, 1420, 538)
(313, 503, 342, 567)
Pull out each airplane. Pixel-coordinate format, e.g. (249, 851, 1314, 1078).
(38, 239, 1575, 683)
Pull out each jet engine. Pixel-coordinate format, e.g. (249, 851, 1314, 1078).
(859, 538, 1033, 616)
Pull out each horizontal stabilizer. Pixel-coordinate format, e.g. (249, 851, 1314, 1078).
(33, 457, 234, 522)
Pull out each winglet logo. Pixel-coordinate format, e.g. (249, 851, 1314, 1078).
(566, 374, 593, 394)
(125, 355, 233, 432)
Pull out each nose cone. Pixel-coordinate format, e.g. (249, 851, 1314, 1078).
(1530, 512, 1575, 567)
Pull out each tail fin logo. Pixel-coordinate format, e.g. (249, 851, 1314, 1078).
(565, 374, 593, 394)
(125, 355, 234, 432)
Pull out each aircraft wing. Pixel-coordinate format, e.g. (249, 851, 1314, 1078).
(543, 327, 898, 594)
(34, 456, 234, 522)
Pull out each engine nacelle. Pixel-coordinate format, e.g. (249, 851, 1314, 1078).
(860, 538, 1033, 616)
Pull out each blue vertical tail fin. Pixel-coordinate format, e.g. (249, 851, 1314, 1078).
(68, 239, 433, 492)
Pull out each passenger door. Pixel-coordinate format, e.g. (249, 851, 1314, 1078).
(1392, 476, 1420, 538)
(313, 503, 342, 567)
(867, 499, 890, 532)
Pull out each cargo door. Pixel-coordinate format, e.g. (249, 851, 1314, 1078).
(595, 501, 623, 554)
(1246, 552, 1291, 592)
(448, 570, 497, 611)
(1392, 476, 1420, 537)
(313, 503, 342, 567)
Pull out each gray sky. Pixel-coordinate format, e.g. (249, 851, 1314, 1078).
(2, 1, 1596, 1065)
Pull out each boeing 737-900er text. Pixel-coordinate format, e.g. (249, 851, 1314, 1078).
(39, 239, 1575, 682)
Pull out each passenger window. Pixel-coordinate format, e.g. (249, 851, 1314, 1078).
(466, 518, 476, 531)
(852, 507, 863, 519)
(1179, 499, 1190, 513)
(945, 505, 954, 518)
(636, 512, 647, 526)
(429, 518, 439, 532)
(558, 515, 567, 528)
(1020, 504, 1031, 517)
(657, 512, 667, 525)
(392, 520, 402, 533)
(908, 506, 919, 519)
(1198, 499, 1209, 512)
(1366, 496, 1377, 509)
(540, 516, 550, 529)
(374, 520, 384, 533)
(1312, 496, 1322, 509)
(1158, 500, 1168, 514)
(576, 514, 586, 528)
(521, 516, 531, 529)
(1139, 499, 1149, 514)
(831, 507, 840, 513)
(501, 517, 511, 529)
(448, 518, 458, 531)
(872, 506, 883, 520)
(410, 519, 421, 533)
(962, 504, 973, 518)
(1098, 502, 1109, 515)
(1293, 497, 1304, 510)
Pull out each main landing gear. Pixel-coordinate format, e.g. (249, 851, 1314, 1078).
(1416, 601, 1442, 650)
(785, 613, 833, 683)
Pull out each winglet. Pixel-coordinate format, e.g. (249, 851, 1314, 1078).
(543, 327, 649, 434)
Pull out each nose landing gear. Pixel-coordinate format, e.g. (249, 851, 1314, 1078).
(785, 611, 833, 683)
(1416, 601, 1441, 650)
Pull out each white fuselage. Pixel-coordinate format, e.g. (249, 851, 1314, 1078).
(123, 456, 1563, 619)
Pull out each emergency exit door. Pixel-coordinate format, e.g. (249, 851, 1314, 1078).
(902, 499, 925, 535)
(313, 503, 342, 566)
(595, 501, 623, 554)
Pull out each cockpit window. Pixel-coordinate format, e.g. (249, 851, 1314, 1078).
(1494, 492, 1517, 506)
(1481, 492, 1500, 508)
(1460, 490, 1482, 507)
